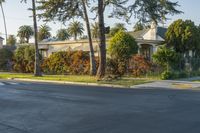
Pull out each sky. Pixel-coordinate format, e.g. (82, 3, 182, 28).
(0, 0, 200, 44)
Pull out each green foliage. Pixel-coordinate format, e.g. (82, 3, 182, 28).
(109, 23, 127, 36)
(91, 22, 99, 38)
(166, 19, 199, 54)
(68, 21, 84, 40)
(129, 0, 182, 24)
(0, 48, 13, 71)
(6, 35, 16, 46)
(56, 29, 70, 41)
(38, 25, 51, 41)
(131, 54, 152, 77)
(13, 45, 35, 73)
(106, 58, 126, 76)
(108, 30, 138, 60)
(161, 71, 175, 80)
(133, 22, 147, 32)
(107, 30, 138, 76)
(153, 45, 181, 71)
(42, 51, 90, 75)
(17, 25, 34, 43)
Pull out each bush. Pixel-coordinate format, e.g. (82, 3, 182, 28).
(0, 48, 13, 71)
(107, 30, 138, 76)
(131, 54, 152, 77)
(153, 45, 181, 71)
(42, 51, 90, 75)
(106, 58, 126, 76)
(161, 71, 176, 80)
(108, 30, 138, 60)
(13, 45, 36, 73)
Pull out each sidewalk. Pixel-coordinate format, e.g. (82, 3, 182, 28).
(131, 80, 200, 90)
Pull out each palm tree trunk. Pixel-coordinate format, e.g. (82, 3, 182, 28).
(81, 0, 96, 75)
(97, 0, 106, 79)
(32, 0, 42, 76)
(0, 3, 7, 43)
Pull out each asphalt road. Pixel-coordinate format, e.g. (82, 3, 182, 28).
(0, 80, 200, 133)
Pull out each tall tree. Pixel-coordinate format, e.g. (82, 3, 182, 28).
(0, 0, 7, 43)
(129, 0, 183, 24)
(21, 0, 42, 76)
(37, 0, 97, 75)
(97, 0, 106, 78)
(17, 25, 34, 43)
(56, 29, 70, 41)
(166, 19, 199, 56)
(38, 25, 51, 41)
(68, 21, 84, 40)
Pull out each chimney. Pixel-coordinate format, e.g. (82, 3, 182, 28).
(150, 21, 157, 40)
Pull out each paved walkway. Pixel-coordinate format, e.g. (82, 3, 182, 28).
(131, 80, 200, 89)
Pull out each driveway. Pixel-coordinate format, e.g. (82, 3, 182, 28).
(0, 80, 200, 133)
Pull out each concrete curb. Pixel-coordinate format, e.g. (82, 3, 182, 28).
(10, 78, 127, 88)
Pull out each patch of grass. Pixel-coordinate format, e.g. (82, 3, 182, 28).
(99, 79, 152, 87)
(0, 72, 151, 87)
(171, 83, 192, 89)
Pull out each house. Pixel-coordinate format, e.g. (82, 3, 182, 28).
(38, 22, 167, 59)
(128, 22, 167, 60)
(0, 36, 4, 48)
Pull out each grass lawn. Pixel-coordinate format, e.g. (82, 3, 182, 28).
(0, 72, 152, 87)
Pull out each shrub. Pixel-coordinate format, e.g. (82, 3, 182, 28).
(108, 30, 138, 60)
(42, 51, 71, 74)
(107, 30, 138, 76)
(161, 71, 176, 80)
(0, 48, 13, 71)
(131, 54, 152, 77)
(42, 51, 90, 75)
(69, 51, 90, 74)
(106, 58, 126, 76)
(153, 45, 181, 71)
(13, 45, 35, 73)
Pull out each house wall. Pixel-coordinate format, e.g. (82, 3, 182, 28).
(38, 35, 164, 58)
(39, 40, 105, 58)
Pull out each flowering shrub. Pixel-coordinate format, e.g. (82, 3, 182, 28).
(42, 51, 90, 75)
(131, 54, 152, 77)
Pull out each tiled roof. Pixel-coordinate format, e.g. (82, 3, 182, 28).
(157, 27, 167, 39)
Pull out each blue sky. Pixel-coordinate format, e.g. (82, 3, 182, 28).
(0, 0, 200, 43)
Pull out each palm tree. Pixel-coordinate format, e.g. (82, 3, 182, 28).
(56, 29, 70, 41)
(0, 0, 7, 43)
(91, 22, 99, 39)
(68, 21, 84, 40)
(32, 0, 42, 76)
(109, 23, 127, 36)
(38, 25, 51, 41)
(17, 25, 34, 43)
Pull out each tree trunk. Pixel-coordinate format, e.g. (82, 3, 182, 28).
(0, 3, 7, 44)
(81, 0, 96, 75)
(96, 0, 106, 79)
(32, 0, 42, 76)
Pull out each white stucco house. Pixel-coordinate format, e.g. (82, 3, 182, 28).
(37, 23, 167, 59)
(128, 22, 167, 60)
(0, 36, 4, 48)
